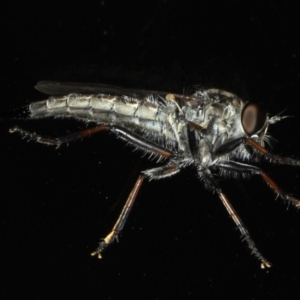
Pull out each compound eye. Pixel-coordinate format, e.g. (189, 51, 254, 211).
(241, 102, 267, 136)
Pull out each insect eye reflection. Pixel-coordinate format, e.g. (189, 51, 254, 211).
(241, 102, 267, 136)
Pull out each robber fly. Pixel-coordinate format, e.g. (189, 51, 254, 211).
(4, 81, 300, 268)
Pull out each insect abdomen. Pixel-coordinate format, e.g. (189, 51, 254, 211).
(30, 93, 166, 119)
(29, 93, 177, 142)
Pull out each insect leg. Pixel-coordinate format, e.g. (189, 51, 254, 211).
(9, 125, 109, 147)
(245, 138, 300, 166)
(110, 126, 174, 158)
(218, 161, 300, 208)
(213, 137, 244, 156)
(9, 124, 175, 158)
(200, 167, 271, 268)
(91, 162, 180, 258)
(213, 137, 300, 167)
(91, 174, 145, 259)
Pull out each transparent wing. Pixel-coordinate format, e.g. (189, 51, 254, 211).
(35, 81, 198, 102)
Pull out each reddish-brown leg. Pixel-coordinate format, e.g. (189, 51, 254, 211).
(91, 175, 145, 258)
(9, 125, 109, 146)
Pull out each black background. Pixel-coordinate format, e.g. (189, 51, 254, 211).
(1, 1, 300, 299)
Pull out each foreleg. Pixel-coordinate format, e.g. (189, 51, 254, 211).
(217, 161, 300, 208)
(213, 137, 300, 167)
(245, 138, 300, 166)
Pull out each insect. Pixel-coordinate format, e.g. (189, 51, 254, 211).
(4, 81, 300, 268)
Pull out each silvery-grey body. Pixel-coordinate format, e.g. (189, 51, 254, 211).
(29, 87, 248, 170)
(9, 81, 300, 268)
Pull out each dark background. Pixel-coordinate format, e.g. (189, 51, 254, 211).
(1, 1, 300, 299)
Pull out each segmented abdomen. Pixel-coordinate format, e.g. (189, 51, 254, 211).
(29, 93, 178, 146)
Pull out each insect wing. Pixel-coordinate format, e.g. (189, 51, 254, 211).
(35, 81, 168, 97)
(35, 81, 199, 104)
